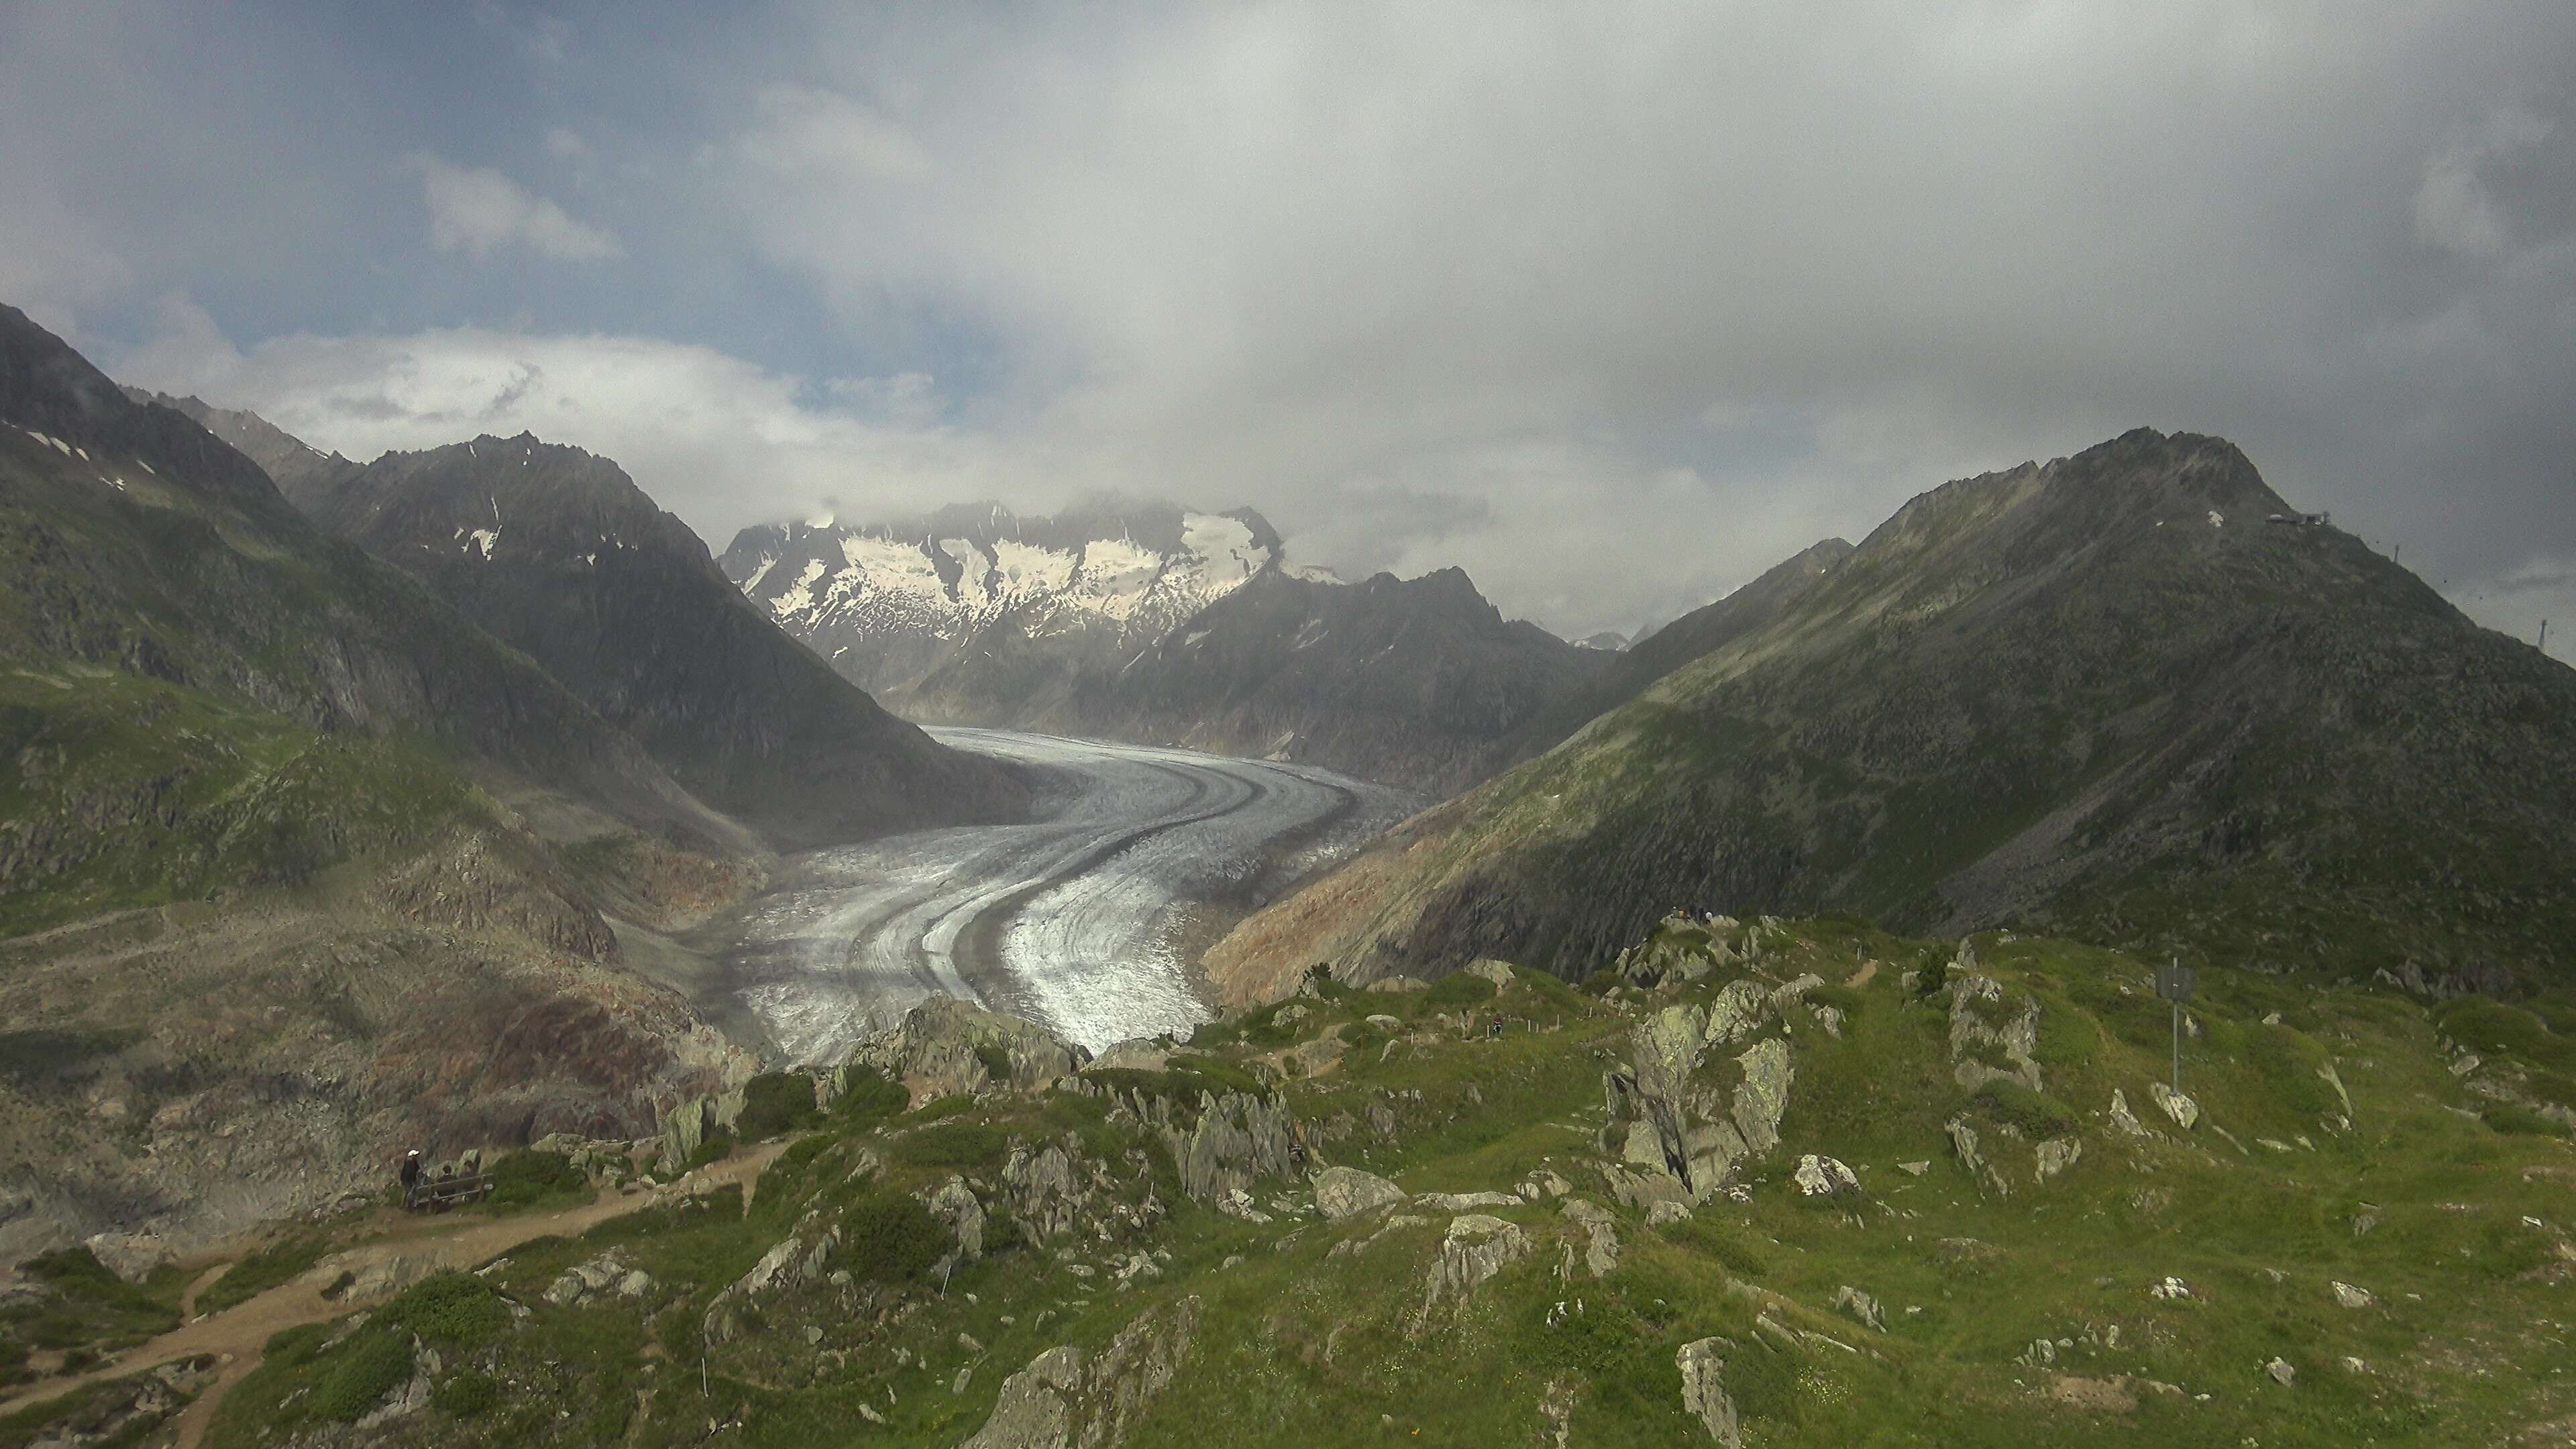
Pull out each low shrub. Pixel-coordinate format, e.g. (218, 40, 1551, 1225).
(1968, 1081, 2078, 1138)
(312, 1330, 413, 1421)
(834, 1067, 908, 1124)
(381, 1271, 508, 1349)
(735, 1073, 822, 1141)
(894, 1120, 1005, 1169)
(2483, 1102, 2571, 1139)
(485, 1150, 590, 1210)
(684, 1131, 735, 1173)
(433, 1369, 498, 1418)
(199, 1231, 332, 1316)
(840, 1195, 951, 1283)
(1426, 973, 1499, 1009)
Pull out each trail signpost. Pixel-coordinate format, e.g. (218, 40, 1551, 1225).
(2155, 959, 2197, 1093)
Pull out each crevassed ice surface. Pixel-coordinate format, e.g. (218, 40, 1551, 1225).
(720, 729, 1413, 1061)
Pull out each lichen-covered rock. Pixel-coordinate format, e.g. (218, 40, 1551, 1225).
(1676, 1336, 1743, 1446)
(2109, 1089, 2149, 1136)
(1949, 974, 2042, 1092)
(1792, 1154, 1861, 1198)
(1701, 980, 1771, 1047)
(2149, 1082, 2199, 1130)
(1729, 1038, 1792, 1157)
(543, 1251, 644, 1307)
(922, 1177, 987, 1276)
(1464, 959, 1517, 988)
(1560, 1197, 1620, 1279)
(1602, 1008, 1792, 1205)
(1946, 1116, 2010, 1198)
(1426, 1214, 1530, 1308)
(2034, 1136, 2083, 1183)
(1089, 1039, 1172, 1073)
(1313, 1166, 1407, 1221)
(704, 1224, 839, 1344)
(1832, 1285, 1887, 1332)
(1417, 1191, 1522, 1212)
(962, 1296, 1202, 1449)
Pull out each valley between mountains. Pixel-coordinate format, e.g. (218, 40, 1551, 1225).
(7, 301, 2576, 1448)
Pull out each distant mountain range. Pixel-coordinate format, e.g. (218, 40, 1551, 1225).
(722, 503, 1605, 793)
(1207, 429, 2576, 1001)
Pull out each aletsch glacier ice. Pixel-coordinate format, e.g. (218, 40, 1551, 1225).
(709, 729, 1411, 1063)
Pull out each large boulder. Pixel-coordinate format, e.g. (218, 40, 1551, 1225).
(1600, 999, 1794, 1204)
(1676, 1337, 1743, 1446)
(1313, 1166, 1407, 1221)
(963, 1296, 1201, 1449)
(1949, 974, 2043, 1092)
(847, 994, 1090, 1104)
(704, 1221, 839, 1344)
(1424, 1214, 1531, 1308)
(83, 1232, 171, 1285)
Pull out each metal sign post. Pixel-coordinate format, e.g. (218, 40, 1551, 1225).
(2155, 959, 2198, 1093)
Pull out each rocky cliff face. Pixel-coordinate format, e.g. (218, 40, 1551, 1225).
(1059, 567, 1608, 796)
(1207, 429, 2576, 992)
(277, 433, 1030, 847)
(130, 390, 364, 515)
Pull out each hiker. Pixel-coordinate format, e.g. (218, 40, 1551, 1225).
(1489, 1014, 1505, 1042)
(398, 1148, 423, 1207)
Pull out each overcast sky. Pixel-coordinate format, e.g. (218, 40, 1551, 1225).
(3, 1, 2569, 653)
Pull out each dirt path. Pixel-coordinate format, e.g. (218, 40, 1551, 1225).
(0, 1142, 788, 1446)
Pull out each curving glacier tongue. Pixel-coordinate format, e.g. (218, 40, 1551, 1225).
(709, 729, 1411, 1062)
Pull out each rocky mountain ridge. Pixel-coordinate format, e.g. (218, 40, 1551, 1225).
(271, 431, 1031, 847)
(1205, 428, 2576, 998)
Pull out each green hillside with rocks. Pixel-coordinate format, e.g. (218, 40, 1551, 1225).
(13, 914, 2576, 1446)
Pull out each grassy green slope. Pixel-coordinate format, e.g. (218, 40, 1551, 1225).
(59, 916, 2572, 1448)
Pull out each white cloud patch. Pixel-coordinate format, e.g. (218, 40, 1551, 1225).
(115, 306, 1041, 546)
(410, 152, 620, 262)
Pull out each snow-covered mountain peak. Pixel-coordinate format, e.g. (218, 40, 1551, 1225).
(718, 501, 1302, 698)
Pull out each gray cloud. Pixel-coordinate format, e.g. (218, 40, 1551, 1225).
(9, 1, 2573, 656)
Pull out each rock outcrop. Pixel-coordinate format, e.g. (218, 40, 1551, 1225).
(705, 1218, 841, 1344)
(1599, 994, 1794, 1204)
(1676, 1336, 1743, 1446)
(849, 995, 1091, 1106)
(1560, 1197, 1621, 1279)
(1313, 1166, 1407, 1221)
(1949, 972, 2043, 1092)
(962, 1296, 1203, 1449)
(1425, 1215, 1531, 1309)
